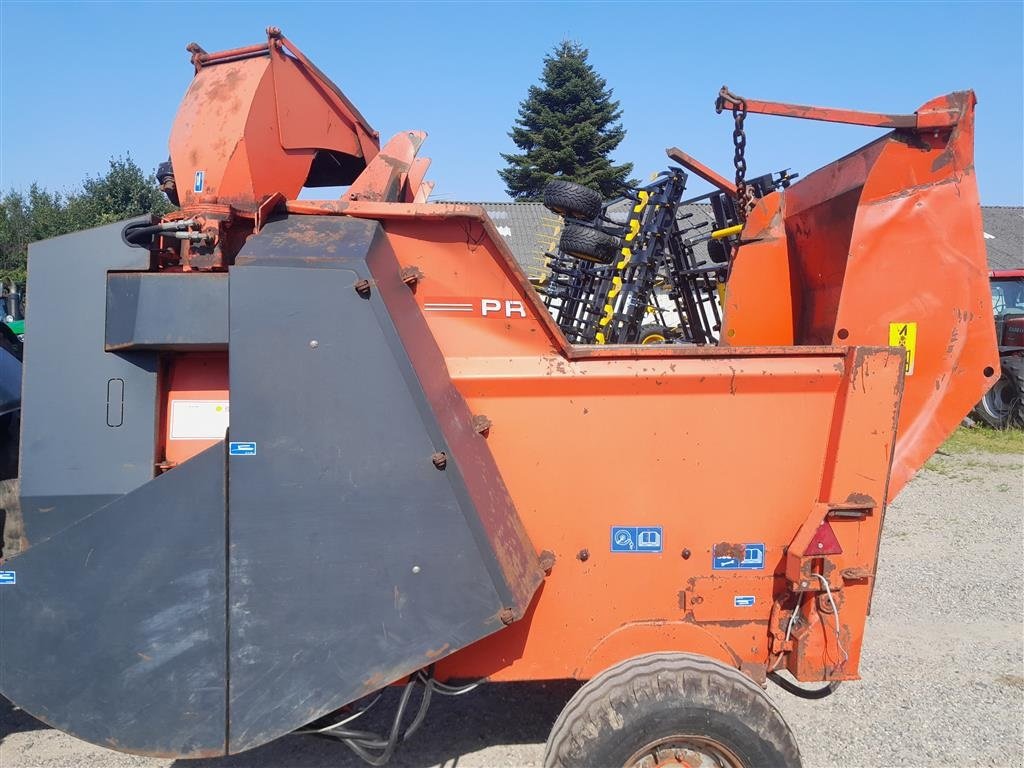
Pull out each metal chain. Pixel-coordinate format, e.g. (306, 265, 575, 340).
(731, 99, 747, 217)
(717, 86, 757, 222)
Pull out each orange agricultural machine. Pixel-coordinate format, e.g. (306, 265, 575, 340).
(0, 28, 997, 767)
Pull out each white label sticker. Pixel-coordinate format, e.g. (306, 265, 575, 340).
(170, 400, 229, 440)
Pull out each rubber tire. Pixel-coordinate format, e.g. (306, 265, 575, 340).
(708, 238, 731, 264)
(544, 180, 603, 221)
(974, 356, 1024, 428)
(545, 653, 801, 768)
(639, 325, 672, 344)
(559, 224, 620, 265)
(1001, 356, 1024, 427)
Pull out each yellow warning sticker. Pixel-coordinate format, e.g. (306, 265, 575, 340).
(889, 322, 917, 375)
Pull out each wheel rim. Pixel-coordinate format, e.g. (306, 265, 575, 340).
(981, 376, 1015, 421)
(626, 735, 744, 768)
(641, 332, 667, 344)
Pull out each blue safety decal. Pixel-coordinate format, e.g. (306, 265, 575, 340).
(229, 441, 257, 456)
(734, 595, 755, 607)
(194, 170, 205, 194)
(0, 571, 15, 585)
(712, 543, 765, 570)
(611, 526, 663, 553)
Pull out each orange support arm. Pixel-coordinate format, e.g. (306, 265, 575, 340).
(715, 86, 966, 130)
(665, 147, 737, 195)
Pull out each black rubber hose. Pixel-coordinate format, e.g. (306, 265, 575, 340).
(332, 681, 415, 764)
(768, 672, 841, 699)
(121, 222, 162, 249)
(323, 674, 433, 766)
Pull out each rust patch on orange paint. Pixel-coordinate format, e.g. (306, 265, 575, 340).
(713, 541, 746, 560)
(425, 644, 450, 660)
(844, 492, 875, 506)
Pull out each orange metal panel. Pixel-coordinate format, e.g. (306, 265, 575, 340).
(343, 131, 427, 203)
(719, 193, 798, 345)
(722, 91, 995, 500)
(782, 348, 904, 680)
(168, 30, 379, 211)
(433, 353, 843, 681)
(169, 56, 270, 208)
(403, 157, 431, 203)
(272, 53, 361, 157)
(162, 352, 229, 468)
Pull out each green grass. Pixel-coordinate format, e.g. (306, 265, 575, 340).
(940, 425, 1024, 455)
(924, 425, 1023, 478)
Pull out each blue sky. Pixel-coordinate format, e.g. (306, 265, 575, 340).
(1, 1, 1022, 204)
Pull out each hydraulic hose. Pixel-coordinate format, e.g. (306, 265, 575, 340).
(121, 222, 163, 248)
(299, 666, 478, 766)
(121, 218, 199, 248)
(767, 672, 841, 700)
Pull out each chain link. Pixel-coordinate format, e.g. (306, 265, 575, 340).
(718, 86, 757, 222)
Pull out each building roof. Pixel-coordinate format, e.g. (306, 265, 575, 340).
(474, 202, 563, 281)
(475, 202, 1023, 274)
(981, 207, 1024, 271)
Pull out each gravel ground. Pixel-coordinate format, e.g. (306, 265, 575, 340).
(2, 449, 1021, 768)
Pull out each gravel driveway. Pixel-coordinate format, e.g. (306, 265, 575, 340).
(2, 448, 1021, 767)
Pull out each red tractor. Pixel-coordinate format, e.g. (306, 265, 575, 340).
(974, 269, 1024, 427)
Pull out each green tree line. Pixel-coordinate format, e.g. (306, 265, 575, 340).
(0, 155, 172, 285)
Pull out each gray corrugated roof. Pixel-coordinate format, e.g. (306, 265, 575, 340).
(476, 201, 716, 274)
(475, 202, 563, 281)
(476, 202, 1023, 274)
(981, 207, 1024, 271)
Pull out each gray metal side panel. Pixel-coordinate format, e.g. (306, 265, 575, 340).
(226, 218, 510, 753)
(0, 443, 227, 758)
(106, 272, 228, 350)
(20, 220, 158, 542)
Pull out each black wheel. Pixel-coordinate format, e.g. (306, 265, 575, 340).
(544, 180, 603, 221)
(559, 224, 620, 265)
(974, 356, 1024, 428)
(545, 653, 801, 768)
(638, 325, 672, 345)
(708, 238, 731, 264)
(0, 411, 18, 482)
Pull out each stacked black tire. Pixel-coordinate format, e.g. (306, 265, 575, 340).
(544, 180, 620, 265)
(544, 180, 603, 221)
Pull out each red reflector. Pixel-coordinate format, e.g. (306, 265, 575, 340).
(804, 521, 842, 556)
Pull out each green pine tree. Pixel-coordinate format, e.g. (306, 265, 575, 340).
(500, 41, 634, 201)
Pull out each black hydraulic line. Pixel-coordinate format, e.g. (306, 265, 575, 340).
(325, 679, 421, 765)
(308, 664, 477, 767)
(768, 672, 841, 700)
(121, 222, 163, 249)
